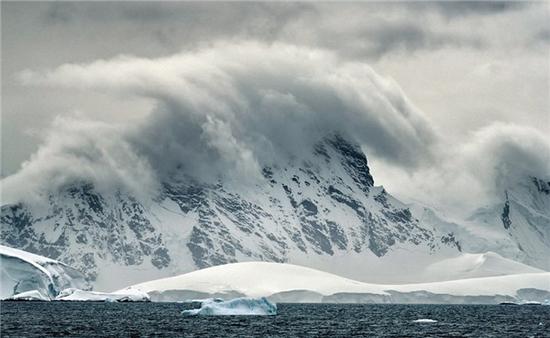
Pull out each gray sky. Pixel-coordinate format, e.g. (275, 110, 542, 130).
(2, 1, 549, 215)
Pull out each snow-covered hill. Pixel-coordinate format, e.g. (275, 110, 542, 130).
(0, 244, 90, 300)
(1, 136, 548, 290)
(122, 262, 550, 304)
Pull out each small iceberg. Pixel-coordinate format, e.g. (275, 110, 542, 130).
(412, 319, 438, 323)
(182, 297, 277, 316)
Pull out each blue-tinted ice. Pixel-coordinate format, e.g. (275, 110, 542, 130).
(182, 297, 277, 316)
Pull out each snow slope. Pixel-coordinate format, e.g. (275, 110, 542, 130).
(0, 244, 90, 300)
(288, 248, 543, 284)
(391, 273, 550, 297)
(467, 177, 550, 270)
(123, 261, 389, 297)
(422, 252, 543, 280)
(123, 262, 550, 304)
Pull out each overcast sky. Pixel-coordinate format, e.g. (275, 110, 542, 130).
(2, 2, 549, 215)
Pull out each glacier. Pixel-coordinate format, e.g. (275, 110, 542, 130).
(5, 290, 50, 301)
(5, 287, 151, 302)
(0, 244, 90, 300)
(0, 245, 148, 302)
(55, 288, 150, 302)
(182, 297, 277, 316)
(2, 245, 548, 304)
(123, 261, 550, 304)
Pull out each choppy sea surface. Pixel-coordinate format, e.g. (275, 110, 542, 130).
(1, 302, 549, 337)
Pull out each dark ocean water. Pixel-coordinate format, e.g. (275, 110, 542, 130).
(1, 302, 549, 337)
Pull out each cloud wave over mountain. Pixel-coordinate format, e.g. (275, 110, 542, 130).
(3, 42, 549, 216)
(5, 43, 437, 201)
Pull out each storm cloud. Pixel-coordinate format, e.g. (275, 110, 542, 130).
(2, 2, 548, 216)
(4, 42, 438, 204)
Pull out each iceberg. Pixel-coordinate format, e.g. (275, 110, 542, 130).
(412, 319, 438, 323)
(182, 297, 277, 316)
(55, 288, 150, 302)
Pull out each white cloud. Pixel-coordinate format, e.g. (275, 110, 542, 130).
(1, 116, 158, 205)
(373, 123, 550, 216)
(3, 42, 438, 204)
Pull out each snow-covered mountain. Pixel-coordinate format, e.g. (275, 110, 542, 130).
(1, 135, 548, 290)
(0, 244, 90, 300)
(467, 176, 550, 270)
(123, 261, 550, 304)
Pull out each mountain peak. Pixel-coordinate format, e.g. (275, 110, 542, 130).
(1, 135, 548, 290)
